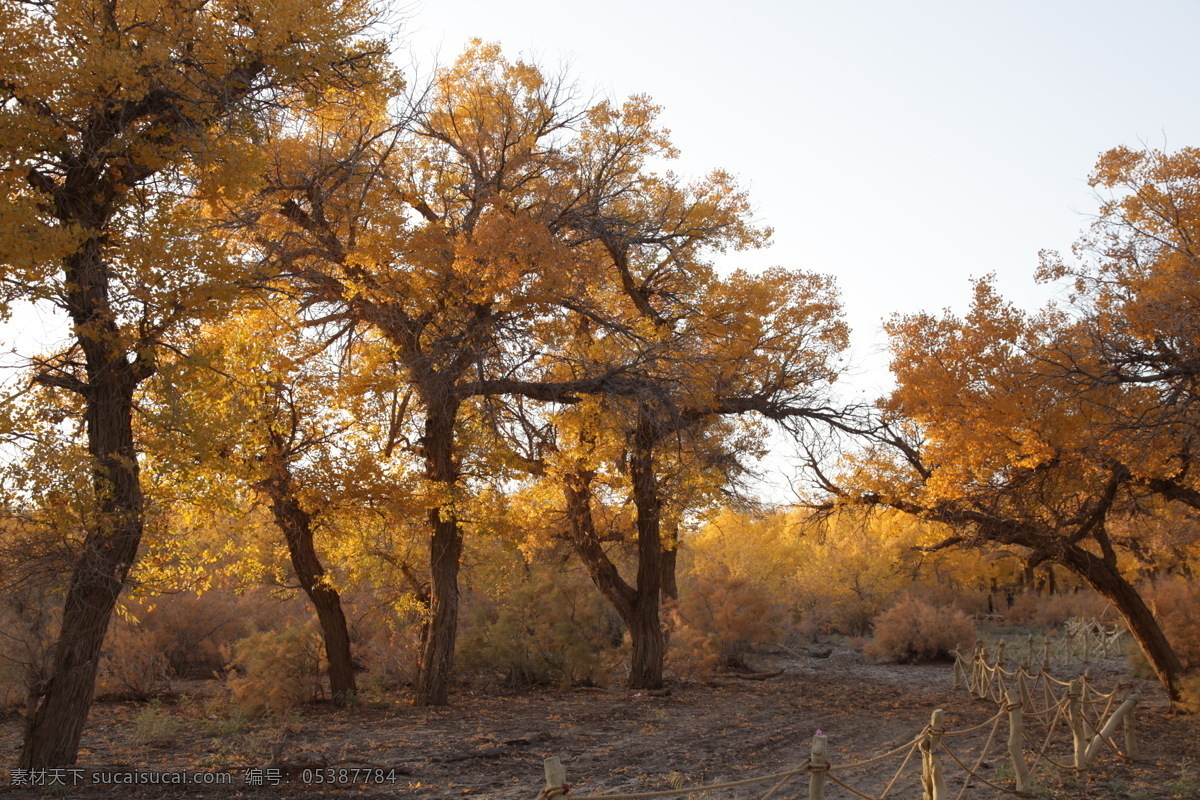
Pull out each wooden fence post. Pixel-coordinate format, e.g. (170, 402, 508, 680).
(1018, 669, 1034, 714)
(809, 733, 828, 800)
(953, 650, 964, 690)
(1068, 678, 1087, 771)
(1083, 687, 1138, 767)
(976, 648, 990, 700)
(1005, 688, 1031, 795)
(1122, 684, 1139, 761)
(920, 709, 947, 800)
(968, 645, 980, 694)
(542, 756, 566, 799)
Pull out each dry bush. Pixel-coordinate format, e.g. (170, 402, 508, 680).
(1128, 576, 1200, 701)
(134, 589, 311, 679)
(672, 565, 779, 671)
(866, 594, 978, 663)
(792, 606, 839, 643)
(224, 621, 325, 716)
(1005, 590, 1113, 627)
(909, 585, 991, 616)
(0, 516, 77, 711)
(95, 619, 171, 700)
(664, 601, 719, 682)
(1178, 673, 1200, 714)
(1144, 576, 1200, 670)
(348, 597, 424, 692)
(134, 591, 254, 679)
(0, 599, 59, 711)
(458, 569, 621, 689)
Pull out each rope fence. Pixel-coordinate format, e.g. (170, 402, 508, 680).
(988, 618, 1129, 669)
(531, 646, 1140, 800)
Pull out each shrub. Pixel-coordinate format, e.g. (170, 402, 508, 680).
(664, 602, 719, 682)
(672, 565, 779, 670)
(1005, 591, 1113, 627)
(1127, 576, 1200, 695)
(1144, 576, 1200, 670)
(458, 569, 621, 689)
(866, 594, 977, 663)
(0, 599, 59, 711)
(136, 590, 310, 679)
(133, 700, 182, 747)
(350, 598, 424, 692)
(96, 619, 170, 700)
(224, 622, 325, 716)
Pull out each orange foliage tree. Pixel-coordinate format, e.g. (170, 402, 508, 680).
(0, 0, 388, 766)
(816, 272, 1194, 706)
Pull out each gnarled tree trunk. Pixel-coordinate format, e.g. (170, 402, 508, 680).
(413, 397, 463, 706)
(562, 405, 671, 691)
(1059, 544, 1187, 706)
(22, 242, 148, 768)
(260, 438, 357, 706)
(627, 408, 666, 689)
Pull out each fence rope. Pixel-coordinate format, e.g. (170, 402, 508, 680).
(877, 738, 921, 799)
(940, 739, 1021, 796)
(951, 635, 1139, 781)
(951, 710, 1005, 800)
(827, 733, 924, 772)
(940, 708, 1006, 738)
(540, 637, 1139, 800)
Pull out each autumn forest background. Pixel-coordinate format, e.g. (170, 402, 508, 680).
(0, 0, 1199, 783)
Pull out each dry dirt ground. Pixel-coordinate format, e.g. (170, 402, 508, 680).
(1, 645, 1196, 800)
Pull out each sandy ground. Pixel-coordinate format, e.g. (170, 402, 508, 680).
(1, 644, 1196, 799)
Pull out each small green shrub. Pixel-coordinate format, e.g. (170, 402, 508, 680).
(133, 700, 181, 747)
(1168, 757, 1198, 798)
(866, 594, 977, 663)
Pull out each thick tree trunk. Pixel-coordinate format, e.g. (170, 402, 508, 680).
(1059, 545, 1186, 706)
(19, 448, 140, 769)
(414, 400, 463, 706)
(561, 409, 669, 690)
(22, 243, 146, 768)
(627, 408, 665, 690)
(261, 445, 357, 706)
(564, 469, 668, 688)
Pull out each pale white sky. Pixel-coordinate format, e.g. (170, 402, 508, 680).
(399, 0, 1200, 398)
(390, 0, 1200, 499)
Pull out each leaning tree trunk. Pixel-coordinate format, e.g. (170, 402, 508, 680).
(564, 474, 636, 622)
(21, 243, 147, 768)
(413, 398, 463, 706)
(1060, 544, 1187, 706)
(260, 441, 357, 705)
